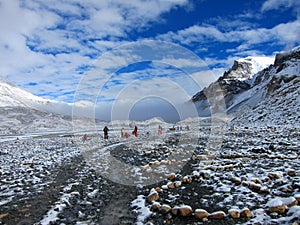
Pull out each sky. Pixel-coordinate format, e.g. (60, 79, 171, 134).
(0, 0, 299, 121)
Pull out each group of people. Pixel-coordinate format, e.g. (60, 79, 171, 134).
(82, 124, 189, 142)
(102, 125, 138, 140)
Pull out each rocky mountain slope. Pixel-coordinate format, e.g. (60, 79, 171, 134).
(0, 78, 73, 135)
(230, 46, 300, 126)
(192, 46, 300, 126)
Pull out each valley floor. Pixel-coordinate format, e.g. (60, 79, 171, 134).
(0, 123, 299, 225)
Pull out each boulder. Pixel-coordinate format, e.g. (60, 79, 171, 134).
(160, 204, 172, 214)
(194, 209, 209, 219)
(0, 213, 9, 219)
(179, 205, 193, 217)
(282, 197, 298, 207)
(174, 181, 182, 188)
(208, 211, 226, 219)
(268, 172, 283, 179)
(167, 182, 175, 189)
(295, 194, 300, 203)
(168, 173, 176, 181)
(240, 208, 254, 218)
(268, 198, 287, 214)
(151, 202, 161, 211)
(171, 206, 180, 216)
(147, 189, 159, 202)
(228, 208, 240, 218)
(249, 182, 261, 192)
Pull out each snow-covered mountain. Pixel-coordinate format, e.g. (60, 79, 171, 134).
(192, 46, 300, 126)
(0, 78, 73, 135)
(230, 46, 300, 126)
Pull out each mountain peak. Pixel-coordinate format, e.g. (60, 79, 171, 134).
(223, 56, 274, 81)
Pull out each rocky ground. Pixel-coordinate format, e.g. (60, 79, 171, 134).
(0, 123, 299, 225)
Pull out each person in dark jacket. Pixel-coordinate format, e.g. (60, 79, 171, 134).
(103, 126, 109, 140)
(133, 125, 138, 137)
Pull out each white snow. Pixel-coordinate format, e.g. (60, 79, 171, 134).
(131, 195, 152, 225)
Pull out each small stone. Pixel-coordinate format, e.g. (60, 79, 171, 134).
(174, 181, 182, 188)
(179, 205, 193, 217)
(151, 202, 161, 211)
(268, 199, 287, 214)
(194, 209, 209, 219)
(161, 204, 172, 214)
(228, 208, 240, 218)
(161, 185, 168, 190)
(282, 197, 298, 207)
(0, 213, 9, 219)
(182, 176, 192, 183)
(249, 182, 261, 192)
(251, 178, 262, 184)
(240, 208, 254, 218)
(295, 194, 300, 203)
(260, 186, 270, 194)
(155, 187, 162, 193)
(147, 189, 159, 202)
(287, 169, 296, 176)
(230, 176, 241, 185)
(168, 173, 176, 181)
(167, 182, 175, 189)
(208, 211, 226, 219)
(171, 206, 180, 216)
(268, 172, 283, 179)
(202, 217, 208, 222)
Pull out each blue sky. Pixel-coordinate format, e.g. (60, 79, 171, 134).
(0, 0, 299, 120)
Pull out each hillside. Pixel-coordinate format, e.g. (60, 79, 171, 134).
(192, 46, 300, 125)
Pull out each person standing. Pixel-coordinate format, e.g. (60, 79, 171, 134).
(103, 126, 109, 140)
(121, 128, 125, 138)
(133, 125, 138, 137)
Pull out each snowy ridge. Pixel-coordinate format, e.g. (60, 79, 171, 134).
(230, 46, 300, 126)
(235, 56, 274, 80)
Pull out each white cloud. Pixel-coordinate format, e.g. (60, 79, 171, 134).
(261, 0, 300, 13)
(0, 0, 190, 102)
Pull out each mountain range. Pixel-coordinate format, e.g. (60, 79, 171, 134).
(0, 46, 299, 134)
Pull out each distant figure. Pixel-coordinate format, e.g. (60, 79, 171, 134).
(124, 132, 130, 138)
(186, 125, 190, 131)
(158, 125, 163, 135)
(103, 126, 109, 140)
(133, 125, 138, 137)
(121, 128, 125, 138)
(82, 134, 88, 142)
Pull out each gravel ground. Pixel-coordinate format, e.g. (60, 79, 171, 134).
(0, 124, 299, 225)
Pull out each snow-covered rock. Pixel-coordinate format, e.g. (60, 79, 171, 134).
(194, 209, 209, 219)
